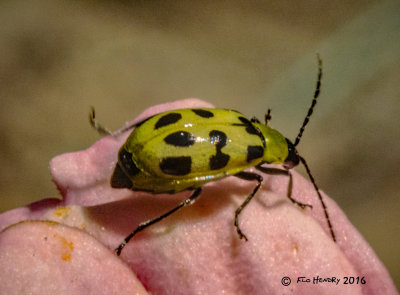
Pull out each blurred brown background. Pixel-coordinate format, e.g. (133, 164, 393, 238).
(1, 0, 399, 288)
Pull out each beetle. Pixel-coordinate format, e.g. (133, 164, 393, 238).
(90, 56, 335, 256)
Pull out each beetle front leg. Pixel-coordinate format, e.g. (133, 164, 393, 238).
(234, 171, 263, 241)
(255, 165, 312, 209)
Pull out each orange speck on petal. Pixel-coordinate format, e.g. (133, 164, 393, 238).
(53, 206, 71, 218)
(54, 234, 74, 261)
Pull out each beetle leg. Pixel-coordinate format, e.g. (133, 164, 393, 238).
(115, 187, 202, 256)
(89, 107, 142, 137)
(265, 108, 272, 125)
(234, 171, 263, 241)
(89, 107, 113, 135)
(255, 165, 312, 209)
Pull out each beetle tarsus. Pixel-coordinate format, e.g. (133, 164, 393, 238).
(236, 226, 249, 242)
(114, 242, 126, 256)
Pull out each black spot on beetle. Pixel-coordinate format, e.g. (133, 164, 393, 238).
(155, 113, 182, 129)
(111, 164, 133, 188)
(111, 149, 140, 188)
(160, 156, 192, 175)
(209, 130, 230, 170)
(232, 117, 265, 147)
(209, 130, 227, 148)
(245, 125, 259, 135)
(192, 109, 214, 118)
(238, 117, 260, 135)
(238, 116, 251, 125)
(210, 153, 230, 170)
(247, 145, 264, 162)
(119, 149, 141, 176)
(164, 131, 195, 147)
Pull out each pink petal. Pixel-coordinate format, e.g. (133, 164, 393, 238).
(0, 98, 397, 294)
(0, 221, 148, 295)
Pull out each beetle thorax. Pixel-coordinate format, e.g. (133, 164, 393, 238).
(253, 123, 289, 165)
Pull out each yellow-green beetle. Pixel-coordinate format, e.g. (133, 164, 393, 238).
(91, 57, 335, 255)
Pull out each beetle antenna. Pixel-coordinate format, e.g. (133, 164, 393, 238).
(299, 155, 336, 242)
(293, 54, 322, 147)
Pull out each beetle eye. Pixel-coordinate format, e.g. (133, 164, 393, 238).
(284, 139, 299, 169)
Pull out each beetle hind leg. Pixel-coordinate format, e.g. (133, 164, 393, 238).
(234, 171, 263, 241)
(115, 187, 202, 256)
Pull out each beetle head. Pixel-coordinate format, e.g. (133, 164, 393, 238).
(283, 138, 299, 169)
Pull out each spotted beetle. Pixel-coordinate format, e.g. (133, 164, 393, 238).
(90, 56, 335, 256)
